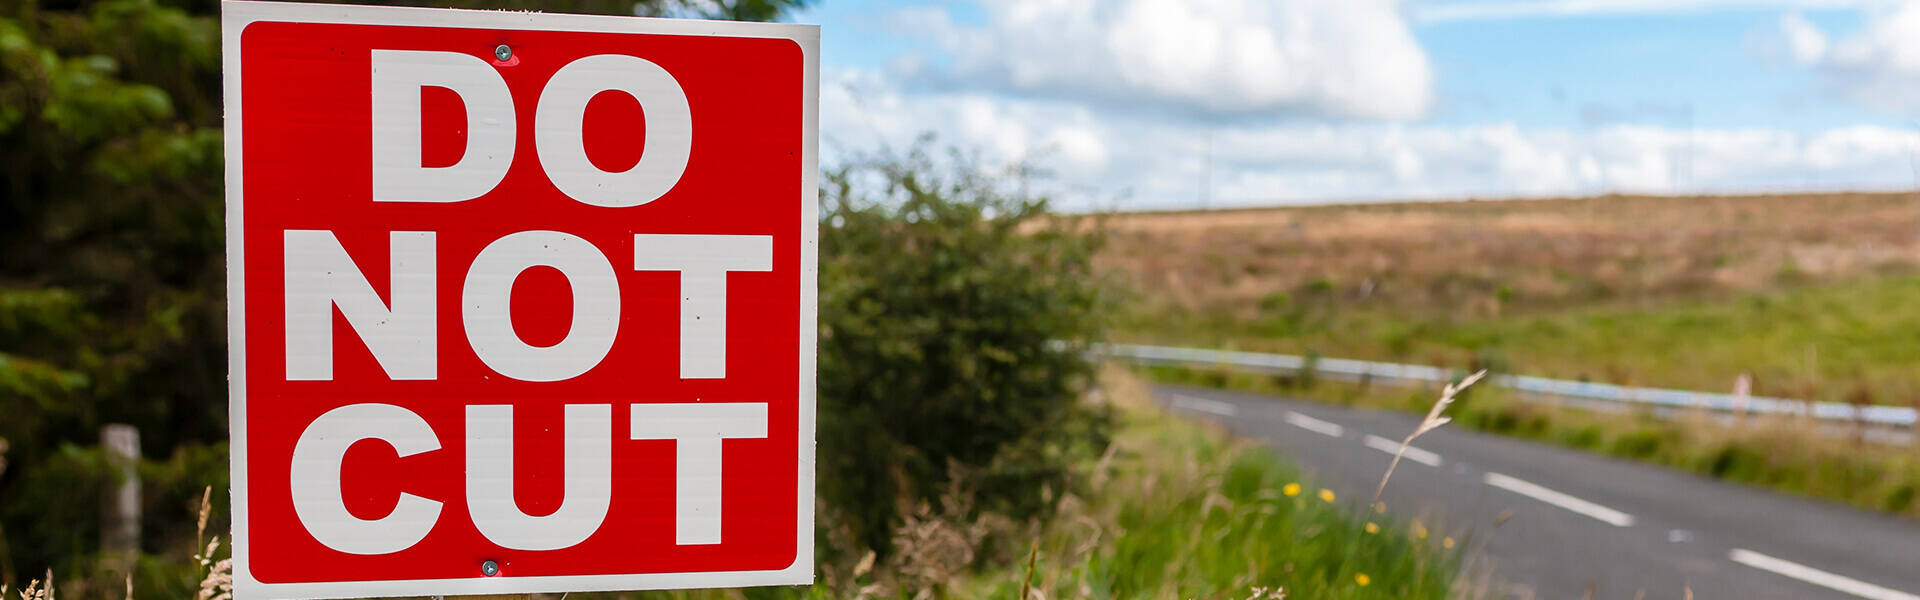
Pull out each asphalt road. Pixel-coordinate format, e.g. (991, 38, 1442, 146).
(1154, 383, 1920, 600)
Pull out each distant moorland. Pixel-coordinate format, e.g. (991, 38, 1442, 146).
(1103, 191, 1920, 406)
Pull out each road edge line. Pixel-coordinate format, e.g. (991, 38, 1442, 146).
(1482, 472, 1635, 527)
(1730, 548, 1920, 600)
(1362, 434, 1442, 466)
(1283, 411, 1345, 437)
(1170, 395, 1239, 417)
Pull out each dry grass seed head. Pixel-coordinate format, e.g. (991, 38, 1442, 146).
(1375, 370, 1486, 503)
(195, 558, 233, 600)
(851, 551, 876, 580)
(196, 486, 212, 546)
(18, 570, 51, 600)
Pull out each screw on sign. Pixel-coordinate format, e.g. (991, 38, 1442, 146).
(221, 2, 818, 598)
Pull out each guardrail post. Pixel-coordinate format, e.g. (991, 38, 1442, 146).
(1733, 373, 1751, 427)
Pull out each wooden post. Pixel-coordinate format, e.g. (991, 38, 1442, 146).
(101, 424, 141, 569)
(0, 435, 12, 587)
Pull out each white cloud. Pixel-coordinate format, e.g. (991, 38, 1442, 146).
(1777, 12, 1829, 63)
(1414, 0, 1872, 22)
(898, 0, 1433, 120)
(1774, 3, 1920, 113)
(821, 67, 1114, 182)
(824, 66, 1920, 210)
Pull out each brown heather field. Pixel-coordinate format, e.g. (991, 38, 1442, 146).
(1098, 191, 1920, 404)
(1102, 192, 1920, 317)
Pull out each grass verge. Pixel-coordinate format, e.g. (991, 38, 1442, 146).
(635, 367, 1459, 599)
(1142, 365, 1920, 521)
(953, 367, 1458, 599)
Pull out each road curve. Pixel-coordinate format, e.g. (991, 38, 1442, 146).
(1156, 383, 1920, 600)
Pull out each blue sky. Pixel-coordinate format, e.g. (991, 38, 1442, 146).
(789, 0, 1920, 210)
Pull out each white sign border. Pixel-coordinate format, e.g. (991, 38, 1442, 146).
(220, 2, 818, 597)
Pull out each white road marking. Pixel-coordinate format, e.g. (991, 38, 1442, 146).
(1482, 472, 1635, 527)
(1170, 395, 1239, 417)
(1283, 411, 1346, 437)
(1730, 549, 1920, 600)
(1363, 434, 1442, 467)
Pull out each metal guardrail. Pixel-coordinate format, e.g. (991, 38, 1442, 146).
(1095, 343, 1918, 428)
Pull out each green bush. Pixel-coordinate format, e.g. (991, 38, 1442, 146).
(1606, 428, 1668, 459)
(1883, 482, 1917, 513)
(817, 147, 1113, 555)
(1555, 424, 1605, 449)
(1695, 444, 1767, 480)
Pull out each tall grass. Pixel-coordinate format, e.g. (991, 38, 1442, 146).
(940, 367, 1458, 599)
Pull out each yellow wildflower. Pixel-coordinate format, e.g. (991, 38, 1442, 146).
(1318, 488, 1335, 503)
(1365, 522, 1379, 534)
(1355, 574, 1371, 586)
(1283, 482, 1301, 497)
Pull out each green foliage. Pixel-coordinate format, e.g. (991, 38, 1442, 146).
(0, 440, 229, 597)
(2, 0, 225, 460)
(817, 147, 1113, 555)
(1, 2, 230, 587)
(1256, 292, 1290, 312)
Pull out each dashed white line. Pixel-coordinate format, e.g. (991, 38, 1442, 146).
(1482, 472, 1635, 527)
(1730, 549, 1920, 600)
(1170, 395, 1239, 417)
(1362, 434, 1442, 467)
(1283, 411, 1346, 437)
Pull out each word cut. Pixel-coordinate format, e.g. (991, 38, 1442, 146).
(291, 401, 766, 552)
